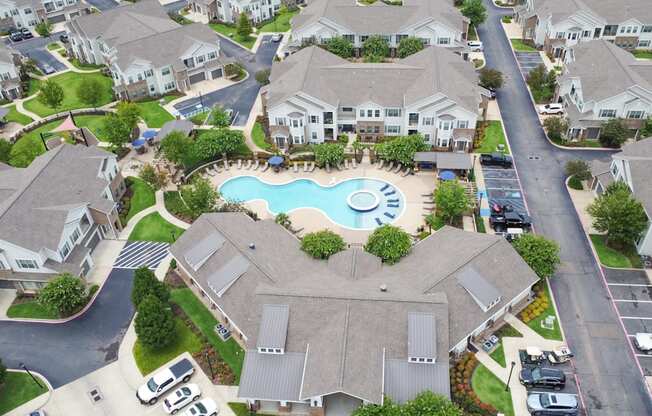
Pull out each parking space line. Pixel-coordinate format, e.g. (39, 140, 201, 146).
(614, 299, 652, 303)
(621, 316, 652, 320)
(607, 283, 652, 287)
(635, 354, 652, 358)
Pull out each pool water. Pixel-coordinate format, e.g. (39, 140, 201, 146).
(219, 176, 404, 229)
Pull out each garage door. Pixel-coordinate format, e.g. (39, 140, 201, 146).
(189, 72, 206, 84)
(48, 14, 66, 23)
(211, 68, 223, 79)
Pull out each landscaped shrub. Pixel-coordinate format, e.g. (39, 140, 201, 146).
(519, 283, 550, 323)
(38, 273, 87, 317)
(135, 295, 176, 350)
(565, 159, 591, 181)
(365, 224, 412, 264)
(450, 353, 497, 416)
(374, 134, 429, 167)
(300, 230, 346, 259)
(314, 142, 344, 168)
(131, 266, 170, 308)
(568, 175, 583, 190)
(512, 233, 560, 279)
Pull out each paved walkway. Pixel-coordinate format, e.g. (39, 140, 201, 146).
(14, 96, 42, 121)
(48, 48, 102, 74)
(0, 288, 17, 319)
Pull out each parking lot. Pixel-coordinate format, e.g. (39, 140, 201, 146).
(480, 166, 528, 217)
(603, 268, 652, 376)
(5, 32, 67, 74)
(514, 51, 544, 77)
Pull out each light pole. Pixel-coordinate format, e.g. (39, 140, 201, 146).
(204, 351, 215, 381)
(19, 362, 44, 389)
(505, 361, 516, 392)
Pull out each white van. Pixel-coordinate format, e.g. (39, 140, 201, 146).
(467, 41, 483, 51)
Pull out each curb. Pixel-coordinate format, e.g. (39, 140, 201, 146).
(491, 0, 515, 9)
(5, 369, 53, 413)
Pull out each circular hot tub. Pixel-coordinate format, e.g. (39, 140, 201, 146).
(347, 190, 380, 212)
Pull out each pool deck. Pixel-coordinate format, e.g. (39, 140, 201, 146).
(207, 161, 437, 244)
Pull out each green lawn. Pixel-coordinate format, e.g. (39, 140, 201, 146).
(133, 318, 202, 375)
(467, 24, 478, 41)
(472, 364, 514, 416)
(3, 104, 33, 125)
(70, 58, 104, 71)
(475, 121, 510, 154)
(164, 191, 192, 219)
(26, 78, 41, 96)
(0, 371, 49, 415)
(209, 23, 256, 49)
(47, 42, 62, 51)
(527, 279, 563, 341)
(633, 50, 652, 60)
(135, 99, 175, 128)
(258, 10, 299, 32)
(251, 121, 271, 150)
(489, 324, 523, 367)
(228, 402, 250, 416)
(171, 288, 245, 382)
(6, 299, 58, 319)
(510, 38, 538, 52)
(23, 72, 114, 117)
(125, 177, 156, 223)
(590, 234, 642, 268)
(128, 212, 185, 243)
(489, 343, 507, 367)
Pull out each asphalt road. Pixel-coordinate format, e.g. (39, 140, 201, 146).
(6, 32, 67, 74)
(478, 1, 652, 414)
(0, 268, 135, 388)
(174, 34, 281, 125)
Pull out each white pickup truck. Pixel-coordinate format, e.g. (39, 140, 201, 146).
(137, 358, 195, 405)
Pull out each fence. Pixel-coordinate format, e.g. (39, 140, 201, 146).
(9, 108, 114, 143)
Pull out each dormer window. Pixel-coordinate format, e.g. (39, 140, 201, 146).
(408, 312, 437, 364)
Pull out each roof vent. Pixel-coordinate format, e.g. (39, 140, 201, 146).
(379, 284, 387, 292)
(249, 243, 256, 249)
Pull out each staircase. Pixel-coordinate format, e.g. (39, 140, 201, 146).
(462, 181, 478, 206)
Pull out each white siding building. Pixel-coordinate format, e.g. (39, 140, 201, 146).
(188, 0, 283, 24)
(0, 0, 88, 30)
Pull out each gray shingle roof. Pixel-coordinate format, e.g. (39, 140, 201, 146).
(612, 137, 652, 215)
(256, 304, 290, 350)
(530, 0, 652, 25)
(267, 46, 483, 112)
(238, 350, 306, 401)
(0, 43, 17, 66)
(384, 359, 450, 403)
(408, 312, 436, 359)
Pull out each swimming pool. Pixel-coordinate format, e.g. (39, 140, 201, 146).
(219, 176, 405, 229)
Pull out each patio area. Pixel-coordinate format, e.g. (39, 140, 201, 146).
(204, 160, 437, 244)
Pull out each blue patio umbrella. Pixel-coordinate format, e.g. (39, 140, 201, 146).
(132, 138, 146, 148)
(268, 155, 284, 166)
(439, 170, 456, 181)
(142, 130, 157, 139)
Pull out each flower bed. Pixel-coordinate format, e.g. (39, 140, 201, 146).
(518, 283, 550, 324)
(450, 353, 498, 415)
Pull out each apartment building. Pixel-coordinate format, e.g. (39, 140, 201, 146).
(0, 144, 125, 293)
(262, 45, 487, 151)
(289, 0, 468, 55)
(169, 213, 539, 415)
(517, 0, 652, 58)
(189, 0, 284, 24)
(556, 40, 652, 140)
(0, 0, 89, 31)
(0, 42, 22, 100)
(66, 0, 226, 100)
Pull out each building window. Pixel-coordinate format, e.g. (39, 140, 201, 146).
(24, 8, 32, 14)
(385, 108, 401, 117)
(311, 131, 317, 140)
(275, 117, 286, 126)
(583, 30, 590, 37)
(343, 34, 354, 43)
(359, 109, 365, 117)
(145, 69, 153, 77)
(71, 227, 81, 243)
(162, 67, 171, 76)
(438, 37, 450, 45)
(310, 115, 319, 123)
(374, 109, 380, 117)
(208, 52, 217, 60)
(422, 116, 434, 126)
(360, 35, 368, 43)
(59, 241, 71, 259)
(638, 40, 651, 48)
(385, 125, 400, 134)
(17, 259, 38, 269)
(341, 107, 354, 112)
(599, 109, 617, 118)
(367, 109, 373, 117)
(555, 32, 565, 39)
(628, 110, 645, 119)
(643, 26, 652, 33)
(458, 120, 469, 128)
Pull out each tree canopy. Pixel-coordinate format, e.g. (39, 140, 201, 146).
(301, 230, 346, 259)
(134, 295, 176, 350)
(38, 80, 64, 110)
(397, 37, 424, 58)
(374, 134, 429, 167)
(38, 273, 87, 317)
(461, 0, 487, 26)
(526, 64, 556, 103)
(193, 129, 245, 159)
(131, 266, 170, 308)
(353, 392, 462, 416)
(512, 234, 560, 279)
(362, 35, 389, 62)
(314, 143, 345, 168)
(211, 106, 232, 128)
(116, 101, 142, 132)
(76, 78, 105, 108)
(565, 159, 591, 181)
(365, 224, 412, 264)
(600, 118, 628, 148)
(103, 112, 132, 149)
(326, 36, 354, 59)
(478, 68, 503, 90)
(236, 12, 252, 39)
(181, 176, 220, 219)
(434, 180, 472, 225)
(160, 131, 193, 165)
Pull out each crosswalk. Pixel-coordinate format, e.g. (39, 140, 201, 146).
(113, 241, 170, 269)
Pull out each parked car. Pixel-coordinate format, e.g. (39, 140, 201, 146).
(539, 103, 564, 115)
(182, 398, 219, 416)
(634, 333, 652, 353)
(527, 392, 579, 415)
(547, 346, 574, 364)
(20, 28, 33, 39)
(490, 210, 532, 232)
(59, 33, 69, 43)
(163, 384, 201, 414)
(520, 367, 566, 390)
(487, 86, 497, 99)
(41, 64, 55, 75)
(467, 40, 483, 51)
(9, 30, 23, 42)
(137, 358, 194, 405)
(271, 33, 282, 42)
(480, 152, 513, 168)
(28, 411, 46, 416)
(520, 346, 547, 366)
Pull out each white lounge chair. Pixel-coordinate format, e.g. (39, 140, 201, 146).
(223, 159, 230, 170)
(344, 159, 350, 169)
(237, 159, 243, 169)
(326, 163, 331, 173)
(309, 161, 315, 172)
(303, 161, 308, 172)
(261, 161, 270, 172)
(252, 160, 260, 170)
(393, 163, 402, 173)
(386, 161, 394, 171)
(244, 159, 252, 170)
(352, 158, 358, 169)
(336, 162, 343, 170)
(377, 160, 385, 170)
(402, 168, 413, 177)
(293, 162, 299, 173)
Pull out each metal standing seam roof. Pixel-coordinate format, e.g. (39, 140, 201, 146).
(155, 119, 194, 142)
(256, 304, 290, 350)
(456, 267, 502, 311)
(207, 254, 250, 297)
(384, 359, 450, 403)
(238, 350, 306, 402)
(408, 312, 436, 359)
(184, 232, 225, 271)
(435, 153, 473, 170)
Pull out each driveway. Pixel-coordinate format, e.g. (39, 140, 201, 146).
(478, 1, 652, 414)
(6, 32, 67, 74)
(174, 34, 281, 125)
(84, 0, 118, 11)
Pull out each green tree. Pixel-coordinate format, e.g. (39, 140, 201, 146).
(403, 391, 463, 416)
(362, 35, 389, 62)
(255, 68, 271, 85)
(116, 101, 142, 132)
(512, 234, 561, 279)
(300, 230, 346, 259)
(38, 80, 64, 110)
(543, 116, 569, 141)
(461, 0, 487, 26)
(193, 129, 245, 159)
(211, 106, 231, 128)
(0, 140, 12, 164)
(352, 398, 401, 416)
(0, 358, 6, 385)
(600, 118, 628, 148)
(38, 273, 87, 317)
(275, 212, 292, 229)
(134, 295, 176, 350)
(397, 37, 424, 58)
(640, 117, 652, 138)
(374, 134, 429, 167)
(181, 176, 219, 219)
(365, 224, 412, 264)
(587, 181, 648, 248)
(236, 12, 252, 39)
(565, 159, 591, 181)
(139, 163, 168, 190)
(325, 36, 354, 59)
(103, 112, 132, 149)
(434, 180, 471, 225)
(160, 131, 193, 165)
(478, 67, 503, 89)
(131, 266, 170, 308)
(526, 64, 556, 103)
(314, 142, 345, 168)
(35, 21, 52, 37)
(76, 78, 105, 108)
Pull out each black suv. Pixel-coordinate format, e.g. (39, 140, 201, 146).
(520, 367, 566, 390)
(490, 207, 532, 232)
(480, 152, 513, 168)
